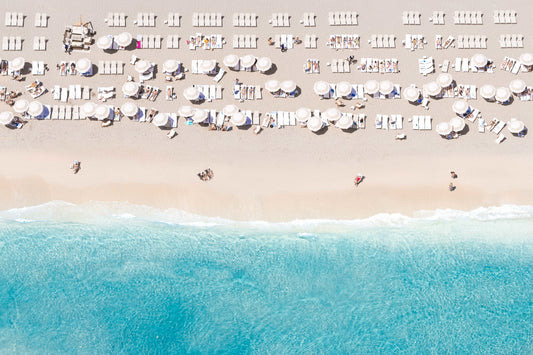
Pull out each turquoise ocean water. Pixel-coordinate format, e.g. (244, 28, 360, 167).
(0, 201, 532, 354)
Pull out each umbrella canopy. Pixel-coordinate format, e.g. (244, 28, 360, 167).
(162, 59, 179, 73)
(134, 60, 152, 73)
(379, 80, 394, 95)
(97, 35, 113, 49)
(335, 114, 353, 129)
(178, 105, 195, 117)
(200, 59, 216, 73)
(322, 108, 342, 121)
(76, 58, 92, 74)
(436, 121, 453, 136)
(152, 113, 169, 127)
(265, 79, 281, 92)
(183, 86, 200, 101)
(507, 119, 525, 133)
(424, 81, 442, 96)
(295, 107, 311, 122)
(336, 81, 352, 97)
(9, 57, 24, 71)
(81, 102, 97, 117)
(437, 73, 453, 88)
(256, 57, 272, 72)
(519, 53, 533, 66)
(313, 81, 330, 95)
(28, 101, 43, 117)
(115, 32, 132, 47)
(509, 79, 526, 94)
(222, 104, 239, 116)
(471, 53, 488, 68)
(364, 80, 379, 95)
(13, 99, 29, 113)
(0, 111, 14, 125)
(191, 109, 208, 123)
(403, 86, 421, 102)
(120, 102, 138, 117)
(94, 105, 110, 120)
(122, 82, 140, 97)
(452, 100, 470, 115)
(223, 54, 239, 68)
(495, 87, 511, 103)
(241, 55, 256, 68)
(480, 84, 496, 100)
(280, 80, 296, 93)
(230, 111, 247, 126)
(450, 117, 466, 132)
(306, 117, 324, 132)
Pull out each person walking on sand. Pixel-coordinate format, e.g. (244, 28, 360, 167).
(70, 160, 81, 174)
(450, 171, 457, 179)
(449, 182, 455, 191)
(354, 174, 364, 187)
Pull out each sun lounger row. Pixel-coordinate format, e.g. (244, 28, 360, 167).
(274, 34, 294, 50)
(403, 34, 425, 51)
(493, 10, 517, 24)
(98, 61, 124, 75)
(331, 59, 350, 73)
(304, 35, 318, 48)
(166, 35, 180, 49)
(97, 87, 115, 102)
(327, 35, 360, 49)
(440, 59, 450, 72)
(49, 105, 79, 120)
(25, 80, 46, 98)
(31, 61, 45, 75)
(453, 57, 472, 72)
(270, 13, 290, 27)
(301, 13, 316, 27)
(418, 57, 434, 75)
(135, 13, 155, 27)
(164, 13, 181, 27)
(140, 85, 160, 101)
(187, 34, 223, 50)
(411, 116, 432, 130)
(106, 13, 126, 27)
(455, 84, 477, 100)
(435, 35, 455, 49)
(2, 36, 22, 51)
(499, 34, 523, 48)
(328, 11, 358, 26)
(232, 34, 258, 49)
(402, 11, 421, 25)
(359, 58, 399, 73)
(5, 12, 23, 27)
(53, 85, 82, 102)
(233, 85, 261, 101)
(303, 59, 320, 74)
(369, 34, 395, 48)
(33, 36, 46, 51)
(199, 85, 223, 101)
(34, 13, 48, 27)
(375, 114, 403, 130)
(456, 35, 487, 49)
(269, 111, 298, 128)
(500, 56, 522, 74)
(430, 11, 445, 25)
(192, 13, 223, 27)
(453, 11, 483, 25)
(136, 34, 162, 49)
(232, 13, 257, 27)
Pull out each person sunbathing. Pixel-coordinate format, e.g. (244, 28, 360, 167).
(198, 171, 207, 181)
(147, 109, 156, 122)
(206, 168, 214, 179)
(29, 81, 40, 88)
(268, 37, 274, 46)
(6, 99, 14, 106)
(167, 87, 172, 98)
(313, 61, 319, 72)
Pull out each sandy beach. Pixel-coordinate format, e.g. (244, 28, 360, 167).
(0, 0, 532, 221)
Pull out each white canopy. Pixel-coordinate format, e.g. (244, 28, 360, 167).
(256, 57, 272, 72)
(162, 59, 179, 73)
(94, 105, 110, 120)
(435, 121, 452, 136)
(9, 57, 24, 71)
(379, 80, 394, 95)
(241, 55, 256, 68)
(452, 100, 470, 115)
(495, 87, 511, 103)
(191, 109, 208, 123)
(437, 73, 453, 88)
(28, 101, 43, 117)
(519, 53, 533, 66)
(364, 80, 379, 95)
(222, 104, 239, 116)
(120, 102, 138, 117)
(97, 35, 113, 49)
(403, 86, 421, 102)
(223, 54, 239, 68)
(183, 86, 200, 101)
(81, 102, 97, 117)
(122, 82, 140, 97)
(230, 111, 247, 126)
(295, 108, 311, 122)
(201, 59, 217, 73)
(480, 84, 496, 100)
(0, 111, 14, 125)
(507, 118, 525, 133)
(265, 79, 281, 92)
(471, 53, 488, 68)
(313, 81, 330, 95)
(509, 79, 526, 94)
(424, 81, 442, 96)
(115, 32, 132, 47)
(13, 99, 29, 113)
(134, 60, 152, 73)
(336, 81, 352, 97)
(280, 80, 296, 93)
(76, 58, 92, 74)
(306, 117, 324, 132)
(450, 117, 466, 132)
(335, 114, 353, 129)
(322, 108, 342, 121)
(178, 106, 195, 117)
(152, 113, 169, 127)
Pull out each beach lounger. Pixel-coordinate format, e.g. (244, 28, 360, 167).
(51, 105, 59, 119)
(412, 116, 419, 129)
(57, 105, 65, 120)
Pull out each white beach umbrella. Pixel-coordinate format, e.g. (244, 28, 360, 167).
(452, 100, 470, 115)
(178, 105, 195, 117)
(162, 59, 179, 73)
(81, 102, 97, 118)
(295, 107, 311, 122)
(122, 82, 140, 97)
(223, 54, 239, 68)
(134, 60, 152, 73)
(183, 86, 200, 101)
(437, 73, 453, 88)
(152, 113, 169, 127)
(200, 59, 217, 73)
(322, 108, 342, 122)
(256, 57, 272, 72)
(222, 104, 239, 116)
(0, 111, 14, 125)
(364, 80, 379, 95)
(120, 102, 138, 117)
(335, 114, 353, 129)
(280, 80, 296, 93)
(471, 53, 488, 68)
(115, 32, 132, 47)
(265, 79, 281, 93)
(403, 86, 421, 102)
(240, 55, 256, 69)
(495, 87, 511, 103)
(191, 109, 208, 123)
(76, 58, 92, 74)
(424, 81, 442, 96)
(509, 79, 526, 94)
(97, 35, 113, 49)
(27, 101, 43, 117)
(435, 121, 452, 136)
(9, 57, 25, 71)
(519, 53, 533, 66)
(306, 117, 324, 132)
(379, 80, 394, 95)
(450, 117, 466, 132)
(230, 111, 247, 126)
(507, 119, 525, 133)
(336, 81, 352, 97)
(13, 99, 29, 113)
(480, 84, 496, 100)
(313, 81, 330, 95)
(94, 105, 110, 120)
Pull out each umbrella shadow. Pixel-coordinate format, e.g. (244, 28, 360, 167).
(263, 63, 277, 75)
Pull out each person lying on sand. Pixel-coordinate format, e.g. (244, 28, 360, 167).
(70, 160, 81, 174)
